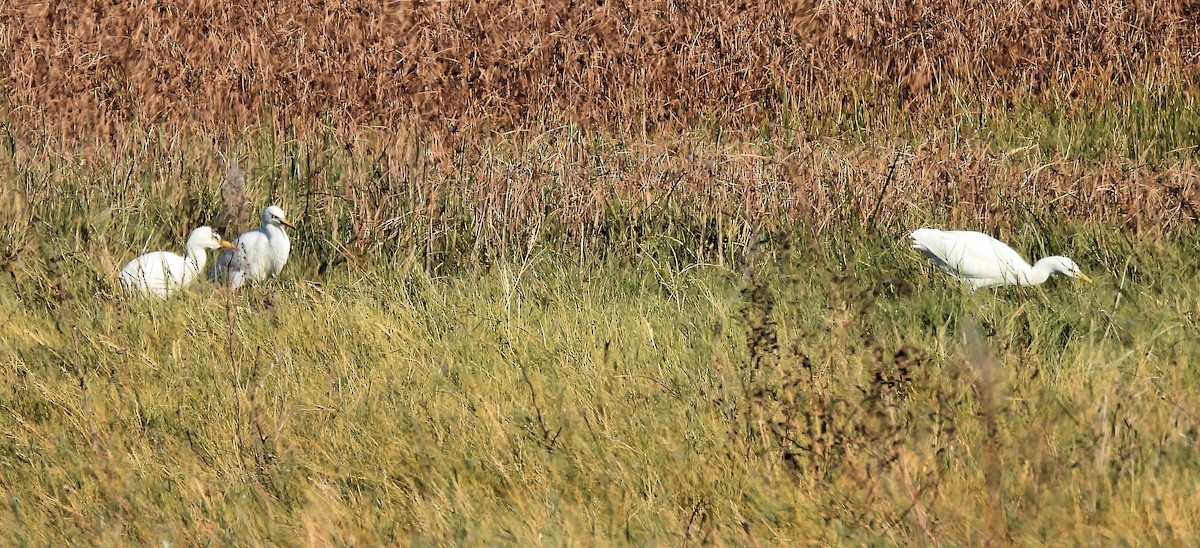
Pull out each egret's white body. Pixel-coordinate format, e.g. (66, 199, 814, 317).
(909, 228, 1093, 290)
(209, 205, 294, 290)
(119, 226, 234, 298)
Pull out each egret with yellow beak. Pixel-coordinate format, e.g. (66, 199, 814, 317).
(120, 226, 235, 298)
(210, 205, 295, 290)
(909, 228, 1094, 290)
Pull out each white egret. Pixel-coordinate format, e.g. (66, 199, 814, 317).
(119, 226, 235, 298)
(209, 205, 295, 290)
(909, 228, 1093, 290)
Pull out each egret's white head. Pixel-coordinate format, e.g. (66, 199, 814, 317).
(187, 226, 236, 250)
(1040, 256, 1093, 284)
(262, 205, 295, 229)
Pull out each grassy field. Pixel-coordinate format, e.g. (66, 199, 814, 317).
(3, 0, 1200, 544)
(3, 129, 1200, 544)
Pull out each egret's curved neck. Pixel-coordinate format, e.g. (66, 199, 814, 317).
(184, 243, 208, 277)
(265, 222, 290, 240)
(1026, 258, 1061, 286)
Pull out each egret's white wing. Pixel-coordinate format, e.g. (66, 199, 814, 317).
(224, 228, 274, 288)
(910, 229, 1031, 286)
(120, 251, 187, 297)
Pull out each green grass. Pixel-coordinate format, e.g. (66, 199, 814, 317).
(2, 90, 1199, 542)
(4, 218, 1200, 543)
(775, 83, 1200, 163)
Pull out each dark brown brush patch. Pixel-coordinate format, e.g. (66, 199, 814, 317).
(1, 1, 1196, 138)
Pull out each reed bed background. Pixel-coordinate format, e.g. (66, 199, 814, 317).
(4, 0, 1198, 135)
(2, 0, 1197, 261)
(2, 0, 1200, 544)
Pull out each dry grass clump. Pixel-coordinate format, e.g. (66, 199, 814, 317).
(1, 0, 1196, 138)
(218, 155, 249, 232)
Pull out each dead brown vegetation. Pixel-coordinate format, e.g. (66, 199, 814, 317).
(2, 0, 1197, 137)
(1, 1, 1197, 268)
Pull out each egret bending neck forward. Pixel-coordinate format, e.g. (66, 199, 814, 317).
(908, 228, 1094, 290)
(182, 239, 212, 280)
(1018, 256, 1086, 288)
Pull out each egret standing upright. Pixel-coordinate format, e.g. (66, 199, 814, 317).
(209, 205, 295, 290)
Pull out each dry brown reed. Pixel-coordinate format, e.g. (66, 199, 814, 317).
(5, 124, 1197, 278)
(267, 129, 1200, 265)
(1, 1, 1197, 267)
(2, 1, 1196, 137)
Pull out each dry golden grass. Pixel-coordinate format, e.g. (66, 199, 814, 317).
(4, 214, 1200, 544)
(2, 3, 1200, 543)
